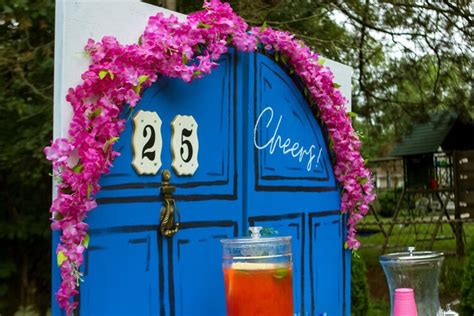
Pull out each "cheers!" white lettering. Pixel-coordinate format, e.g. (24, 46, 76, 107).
(254, 106, 322, 172)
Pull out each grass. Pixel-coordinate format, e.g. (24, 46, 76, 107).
(356, 213, 473, 314)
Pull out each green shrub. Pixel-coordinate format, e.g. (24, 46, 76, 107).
(460, 247, 474, 315)
(351, 253, 370, 316)
(439, 256, 465, 299)
(376, 191, 397, 218)
(375, 189, 407, 218)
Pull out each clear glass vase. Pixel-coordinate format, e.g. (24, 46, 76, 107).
(380, 247, 444, 316)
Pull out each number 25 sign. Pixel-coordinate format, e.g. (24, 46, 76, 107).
(132, 110, 199, 176)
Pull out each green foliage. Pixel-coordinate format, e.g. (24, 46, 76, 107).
(439, 256, 465, 301)
(351, 253, 370, 316)
(183, 0, 473, 158)
(367, 299, 390, 316)
(0, 0, 54, 314)
(460, 246, 474, 315)
(374, 189, 405, 218)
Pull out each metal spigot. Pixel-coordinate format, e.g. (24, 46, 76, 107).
(443, 299, 460, 316)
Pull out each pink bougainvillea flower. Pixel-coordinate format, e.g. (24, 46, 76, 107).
(44, 138, 74, 165)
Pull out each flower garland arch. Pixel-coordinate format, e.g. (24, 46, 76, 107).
(44, 0, 375, 314)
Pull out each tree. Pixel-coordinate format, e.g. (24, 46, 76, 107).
(0, 0, 54, 314)
(177, 0, 473, 157)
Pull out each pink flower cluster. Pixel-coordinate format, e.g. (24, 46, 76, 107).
(44, 0, 375, 313)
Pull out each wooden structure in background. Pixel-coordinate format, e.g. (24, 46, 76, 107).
(367, 112, 474, 256)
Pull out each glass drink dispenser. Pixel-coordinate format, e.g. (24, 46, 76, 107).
(380, 247, 444, 316)
(221, 227, 294, 316)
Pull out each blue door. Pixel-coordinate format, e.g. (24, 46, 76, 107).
(53, 50, 350, 316)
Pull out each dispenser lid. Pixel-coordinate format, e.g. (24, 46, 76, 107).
(380, 246, 444, 262)
(220, 226, 291, 245)
(220, 226, 292, 258)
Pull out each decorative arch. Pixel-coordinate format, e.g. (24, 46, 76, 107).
(44, 1, 374, 313)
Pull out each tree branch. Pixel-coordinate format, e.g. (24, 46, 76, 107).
(332, 2, 425, 37)
(14, 65, 53, 102)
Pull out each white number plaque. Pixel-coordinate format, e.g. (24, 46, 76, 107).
(132, 110, 162, 175)
(171, 115, 199, 176)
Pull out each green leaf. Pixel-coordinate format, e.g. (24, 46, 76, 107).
(182, 54, 189, 65)
(49, 173, 62, 183)
(193, 70, 202, 77)
(54, 212, 64, 221)
(348, 111, 357, 118)
(275, 52, 280, 62)
(134, 75, 149, 94)
(333, 82, 341, 88)
(99, 70, 114, 80)
(87, 107, 102, 119)
(138, 35, 143, 45)
(318, 57, 326, 65)
(98, 70, 108, 80)
(87, 183, 92, 198)
(198, 21, 212, 29)
(127, 107, 136, 120)
(344, 241, 349, 249)
(138, 75, 148, 84)
(352, 249, 361, 259)
(226, 35, 233, 45)
(82, 233, 90, 248)
(357, 176, 369, 185)
(260, 21, 267, 32)
(57, 251, 67, 267)
(72, 164, 83, 173)
(272, 268, 289, 279)
(103, 137, 119, 153)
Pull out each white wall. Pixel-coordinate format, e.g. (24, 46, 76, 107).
(54, 0, 352, 140)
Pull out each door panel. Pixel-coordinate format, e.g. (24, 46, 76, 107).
(309, 213, 345, 316)
(248, 213, 305, 314)
(245, 51, 348, 315)
(169, 222, 238, 316)
(81, 230, 159, 316)
(252, 53, 337, 191)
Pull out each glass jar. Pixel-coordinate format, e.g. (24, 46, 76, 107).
(221, 227, 294, 316)
(380, 247, 444, 316)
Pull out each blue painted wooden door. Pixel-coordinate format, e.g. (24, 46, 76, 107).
(243, 52, 349, 316)
(52, 50, 350, 316)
